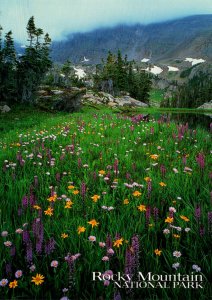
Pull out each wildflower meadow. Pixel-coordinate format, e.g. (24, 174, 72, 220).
(0, 109, 211, 299)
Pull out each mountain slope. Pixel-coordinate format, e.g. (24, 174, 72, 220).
(51, 15, 212, 64)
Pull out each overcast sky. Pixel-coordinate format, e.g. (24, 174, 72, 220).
(0, 0, 211, 42)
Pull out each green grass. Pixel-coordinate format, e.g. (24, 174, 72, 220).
(0, 106, 211, 299)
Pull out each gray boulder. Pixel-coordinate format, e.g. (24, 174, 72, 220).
(0, 105, 11, 113)
(197, 100, 212, 110)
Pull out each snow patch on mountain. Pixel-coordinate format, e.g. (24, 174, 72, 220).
(141, 58, 150, 63)
(168, 66, 179, 72)
(74, 68, 86, 79)
(185, 58, 206, 66)
(145, 66, 163, 75)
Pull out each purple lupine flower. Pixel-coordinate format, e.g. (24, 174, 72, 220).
(153, 207, 159, 222)
(125, 247, 134, 278)
(125, 172, 131, 180)
(60, 154, 65, 160)
(145, 206, 151, 225)
(182, 155, 187, 165)
(6, 263, 12, 276)
(10, 246, 16, 257)
(131, 235, 139, 273)
(160, 165, 166, 178)
(106, 234, 112, 249)
(147, 180, 152, 198)
(199, 226, 205, 237)
(150, 127, 154, 134)
(56, 173, 61, 182)
(26, 240, 33, 263)
(114, 292, 122, 300)
(45, 238, 56, 255)
(93, 171, 97, 181)
(32, 218, 44, 254)
(196, 153, 205, 170)
(34, 176, 38, 187)
(78, 158, 82, 168)
(81, 182, 86, 199)
(23, 230, 30, 244)
(22, 195, 28, 208)
(18, 207, 22, 216)
(195, 206, 201, 220)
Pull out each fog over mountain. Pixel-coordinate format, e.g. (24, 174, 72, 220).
(49, 15, 212, 64)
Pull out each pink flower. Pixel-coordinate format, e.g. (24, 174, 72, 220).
(1, 231, 8, 237)
(0, 279, 8, 287)
(99, 242, 106, 248)
(4, 241, 12, 247)
(29, 264, 36, 272)
(15, 270, 23, 278)
(107, 248, 114, 255)
(51, 260, 59, 268)
(15, 228, 23, 234)
(102, 256, 109, 261)
(88, 236, 96, 242)
(104, 280, 110, 286)
(169, 207, 176, 213)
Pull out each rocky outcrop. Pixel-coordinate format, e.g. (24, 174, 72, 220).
(0, 103, 11, 113)
(82, 91, 149, 108)
(36, 87, 86, 112)
(197, 100, 212, 110)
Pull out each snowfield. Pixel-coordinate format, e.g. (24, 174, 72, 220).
(168, 66, 179, 72)
(74, 68, 86, 79)
(145, 66, 163, 75)
(185, 58, 206, 66)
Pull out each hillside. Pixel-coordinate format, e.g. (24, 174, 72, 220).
(50, 15, 212, 63)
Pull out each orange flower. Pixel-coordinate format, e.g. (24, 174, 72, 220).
(47, 195, 57, 202)
(9, 280, 18, 288)
(180, 215, 190, 222)
(165, 217, 173, 223)
(133, 191, 141, 197)
(65, 200, 73, 209)
(123, 199, 129, 205)
(113, 238, 124, 248)
(91, 195, 100, 202)
(72, 190, 79, 195)
(33, 205, 41, 210)
(99, 170, 106, 175)
(31, 274, 45, 285)
(44, 207, 54, 216)
(173, 234, 180, 238)
(77, 226, 86, 234)
(159, 182, 166, 187)
(61, 233, 69, 238)
(154, 249, 162, 256)
(150, 154, 159, 160)
(87, 219, 99, 228)
(137, 204, 146, 212)
(144, 177, 151, 182)
(68, 185, 75, 189)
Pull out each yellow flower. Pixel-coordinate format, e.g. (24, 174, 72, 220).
(44, 207, 54, 216)
(9, 280, 18, 289)
(61, 233, 69, 238)
(137, 204, 146, 212)
(77, 226, 86, 234)
(165, 217, 174, 223)
(72, 190, 79, 195)
(159, 182, 166, 187)
(123, 199, 129, 205)
(87, 219, 99, 228)
(68, 185, 75, 189)
(180, 215, 190, 222)
(99, 170, 106, 175)
(154, 249, 162, 256)
(150, 154, 159, 160)
(144, 177, 151, 182)
(113, 238, 124, 248)
(65, 200, 73, 209)
(173, 234, 180, 238)
(31, 274, 45, 285)
(33, 205, 41, 210)
(47, 195, 57, 202)
(133, 191, 142, 197)
(91, 195, 100, 202)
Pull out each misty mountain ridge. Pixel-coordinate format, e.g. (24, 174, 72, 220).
(49, 15, 212, 64)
